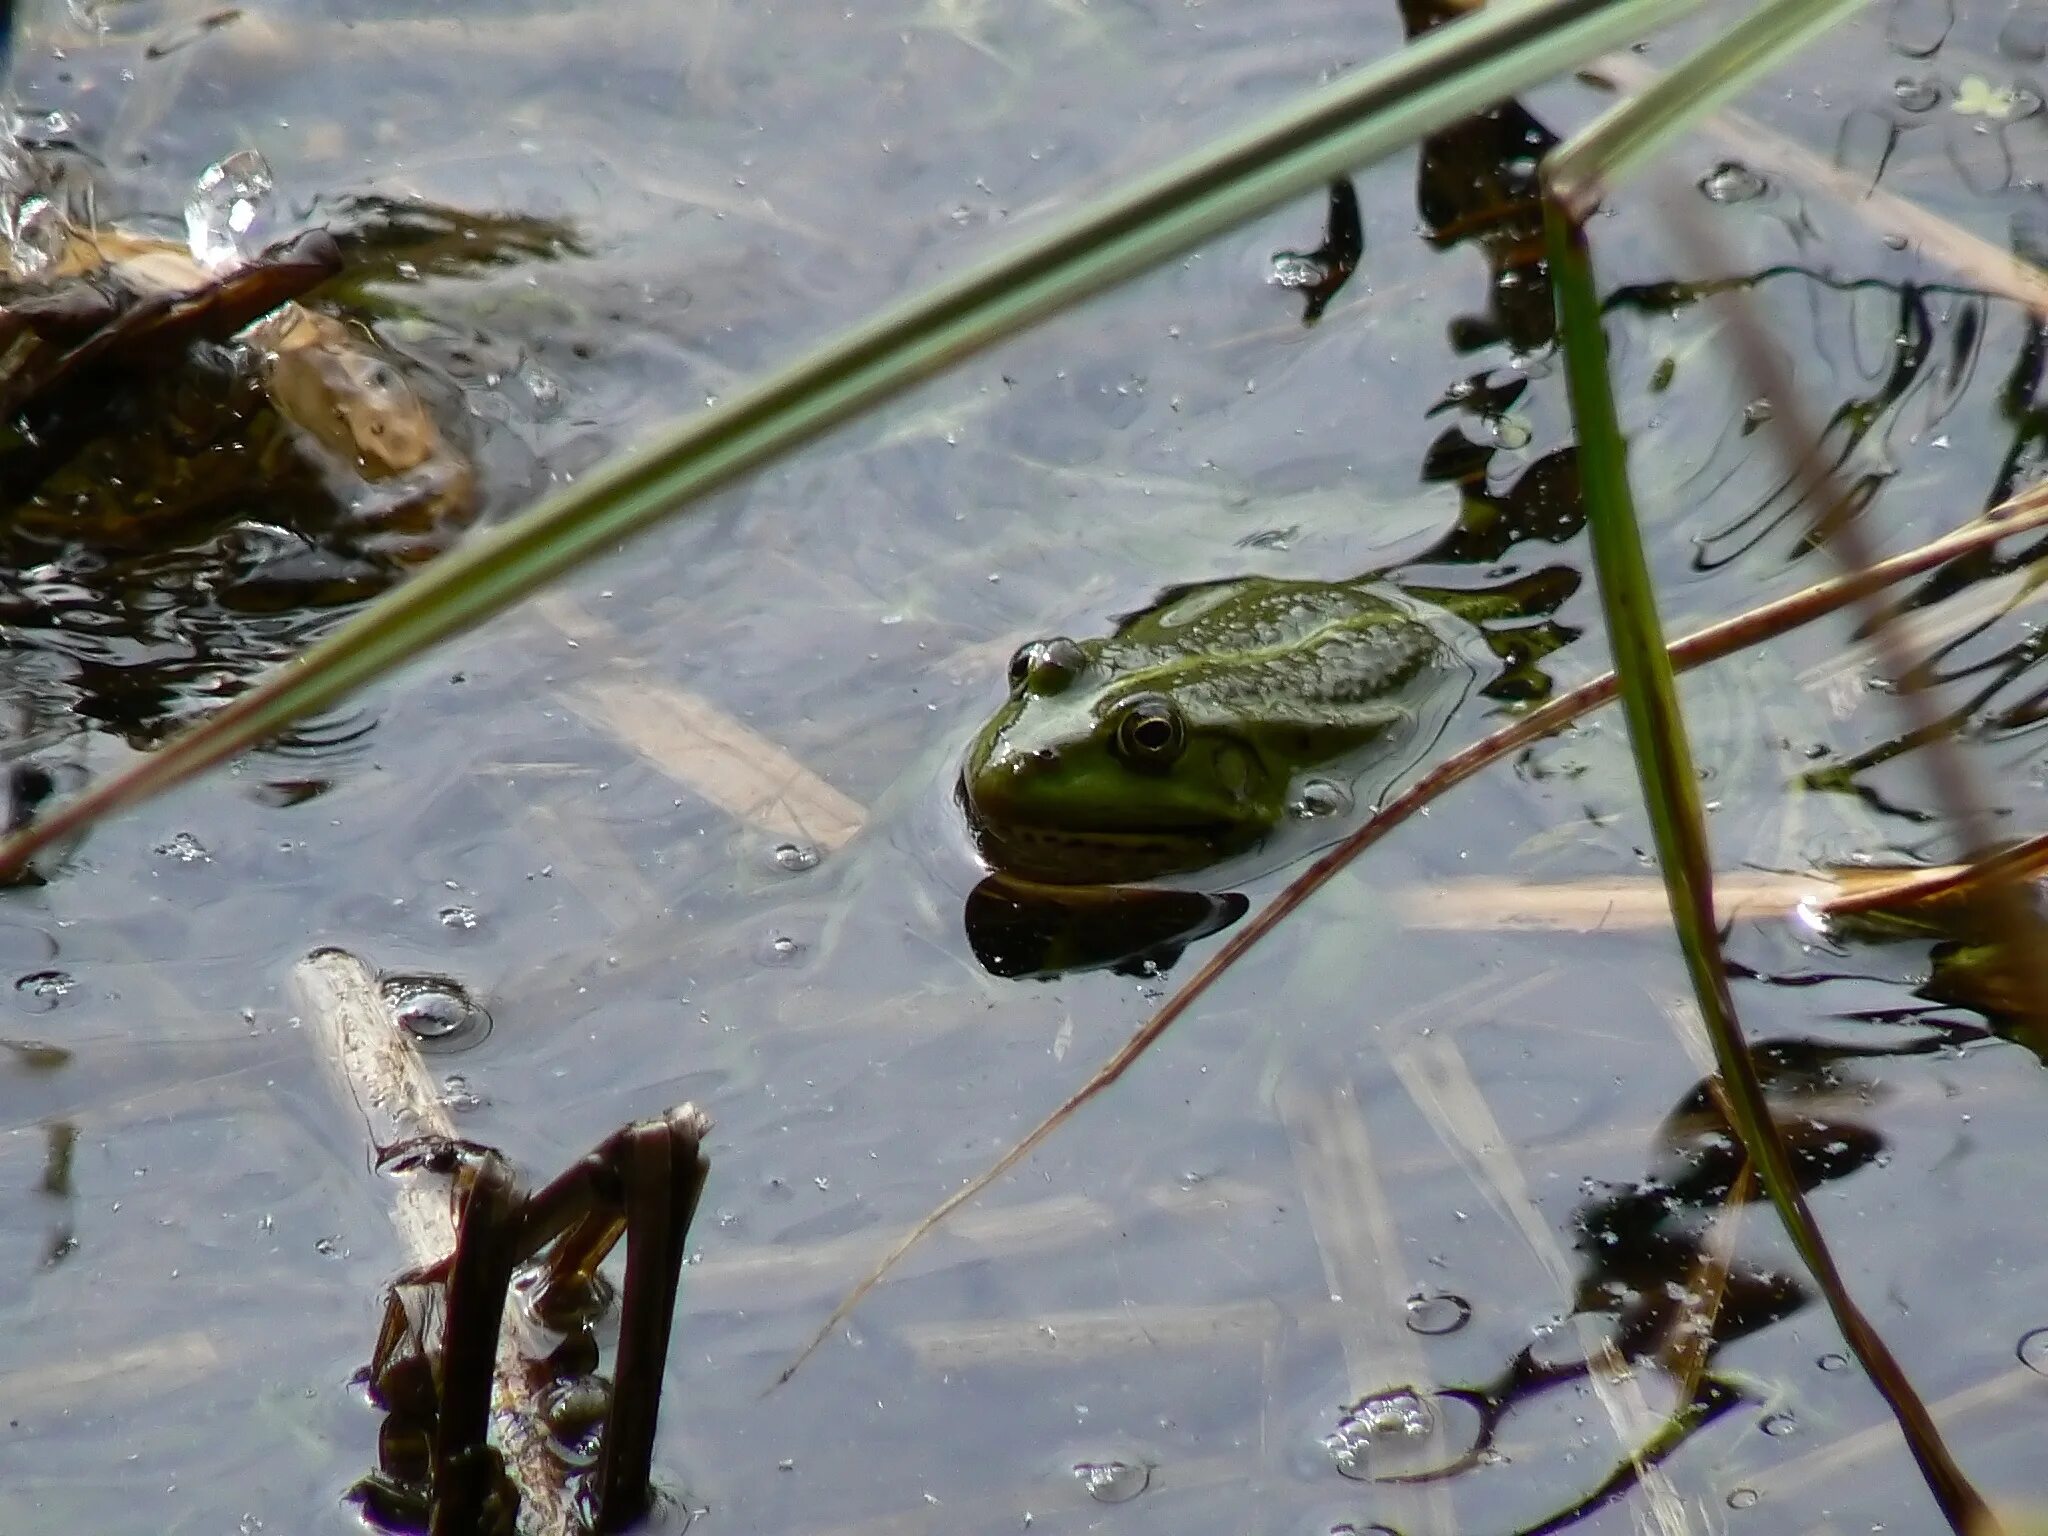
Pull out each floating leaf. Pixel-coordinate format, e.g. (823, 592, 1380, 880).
(1953, 75, 2018, 119)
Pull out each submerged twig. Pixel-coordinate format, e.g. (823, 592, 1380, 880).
(777, 476, 2048, 1386)
(1392, 1036, 1696, 1531)
(1395, 864, 2019, 930)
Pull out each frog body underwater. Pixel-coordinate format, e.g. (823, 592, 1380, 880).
(961, 569, 1573, 884)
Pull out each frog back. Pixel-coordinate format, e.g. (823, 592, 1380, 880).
(1098, 575, 1447, 736)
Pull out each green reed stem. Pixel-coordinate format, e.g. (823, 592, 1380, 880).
(1544, 194, 1996, 1536)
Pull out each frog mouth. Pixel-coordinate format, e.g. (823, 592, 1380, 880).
(955, 776, 1238, 836)
(956, 778, 1241, 883)
(969, 821, 1230, 884)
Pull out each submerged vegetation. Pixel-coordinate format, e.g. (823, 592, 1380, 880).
(4, 0, 2048, 1532)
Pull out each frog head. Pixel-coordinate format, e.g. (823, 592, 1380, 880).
(959, 636, 1285, 883)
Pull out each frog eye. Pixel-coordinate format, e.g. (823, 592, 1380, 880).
(1006, 645, 1034, 690)
(1007, 638, 1086, 695)
(1111, 693, 1186, 769)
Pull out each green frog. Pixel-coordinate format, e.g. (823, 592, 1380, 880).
(960, 569, 1575, 884)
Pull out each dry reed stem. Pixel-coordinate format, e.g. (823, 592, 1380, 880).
(693, 1178, 1260, 1301)
(1271, 1071, 1460, 1536)
(693, 1195, 1108, 1298)
(903, 1298, 1287, 1368)
(906, 1286, 1738, 1370)
(1656, 1166, 1751, 1396)
(1391, 1036, 1699, 1536)
(567, 674, 865, 849)
(1795, 568, 2044, 700)
(1274, 1073, 1426, 1397)
(1379, 1068, 1999, 1200)
(1642, 994, 1747, 1401)
(803, 1453, 1250, 1536)
(1597, 54, 2048, 318)
(1372, 963, 1569, 1041)
(476, 772, 661, 931)
(1396, 865, 2017, 931)
(1819, 828, 2048, 920)
(0, 1331, 221, 1412)
(0, 1051, 276, 1138)
(291, 947, 581, 1536)
(537, 597, 866, 851)
(1749, 1364, 2041, 1499)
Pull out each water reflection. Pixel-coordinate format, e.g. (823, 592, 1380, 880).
(1270, 178, 1363, 326)
(1374, 1039, 1908, 1532)
(963, 873, 1247, 980)
(0, 128, 576, 766)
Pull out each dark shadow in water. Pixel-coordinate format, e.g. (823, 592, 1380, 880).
(964, 875, 1249, 980)
(1365, 1037, 1932, 1534)
(1272, 177, 1364, 325)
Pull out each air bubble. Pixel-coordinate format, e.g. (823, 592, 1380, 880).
(540, 1377, 610, 1467)
(13, 969, 74, 1007)
(2017, 1328, 2048, 1375)
(1270, 253, 1326, 290)
(1403, 1289, 1472, 1336)
(380, 974, 493, 1053)
(185, 149, 277, 270)
(1322, 1387, 1479, 1481)
(1072, 1460, 1149, 1504)
(1892, 76, 1941, 112)
(1290, 778, 1353, 820)
(6, 195, 68, 278)
(1698, 161, 1766, 203)
(770, 841, 821, 874)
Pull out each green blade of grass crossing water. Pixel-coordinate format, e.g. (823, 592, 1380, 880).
(1546, 4, 1999, 1522)
(1542, 196, 1996, 1536)
(1548, 0, 1872, 217)
(0, 0, 1698, 875)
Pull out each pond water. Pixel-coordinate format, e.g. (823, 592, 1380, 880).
(4, 0, 2048, 1532)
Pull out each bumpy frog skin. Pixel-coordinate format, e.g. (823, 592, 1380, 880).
(961, 575, 1487, 883)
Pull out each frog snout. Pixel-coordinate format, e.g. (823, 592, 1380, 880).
(971, 749, 1045, 794)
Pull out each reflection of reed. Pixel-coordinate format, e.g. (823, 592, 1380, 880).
(1382, 1035, 1918, 1533)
